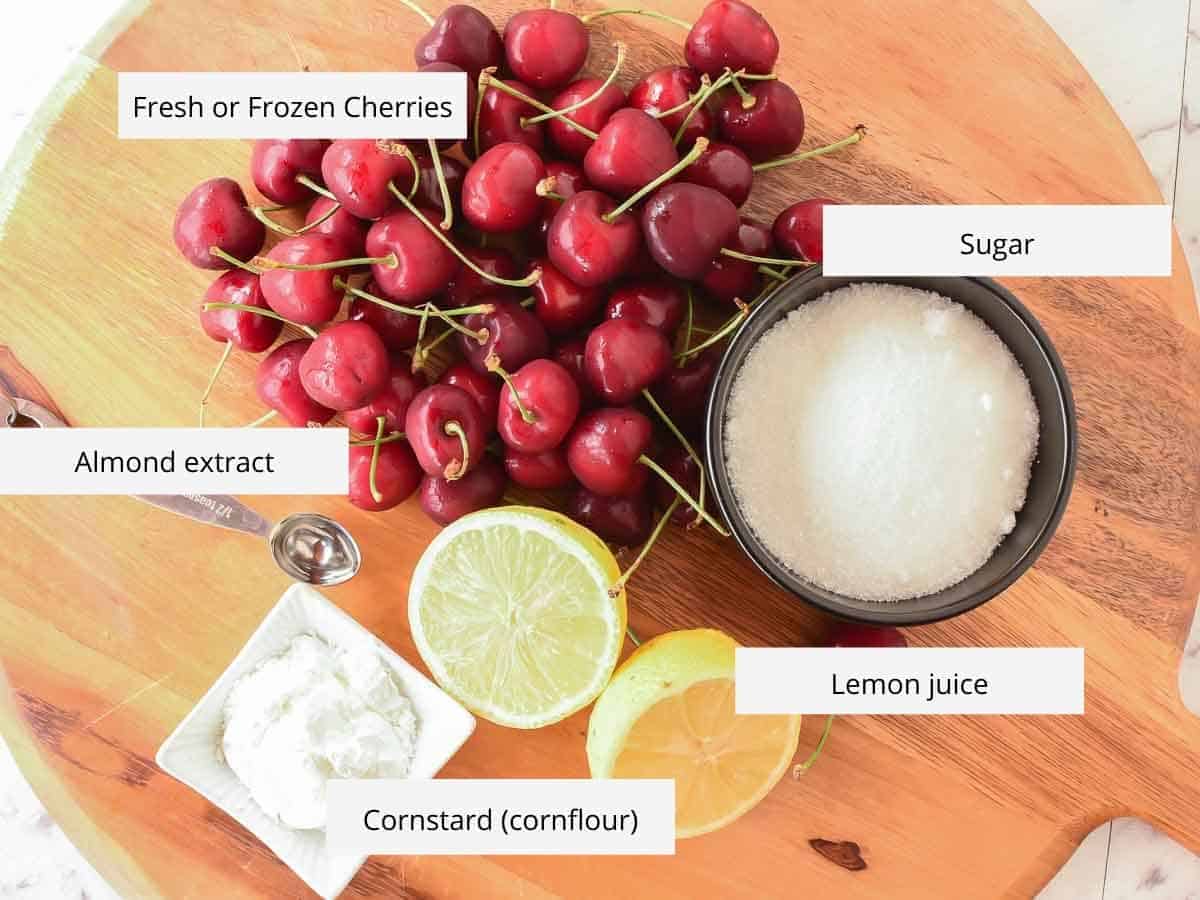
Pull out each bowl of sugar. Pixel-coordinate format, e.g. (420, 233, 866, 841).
(705, 271, 1076, 625)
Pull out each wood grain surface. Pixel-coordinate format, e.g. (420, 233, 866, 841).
(1, 0, 1199, 897)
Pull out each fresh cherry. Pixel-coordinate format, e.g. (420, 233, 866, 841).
(476, 78, 545, 154)
(628, 66, 714, 149)
(773, 198, 837, 262)
(651, 444, 707, 526)
(255, 340, 335, 427)
(494, 358, 581, 453)
(413, 151, 467, 215)
(200, 271, 280, 353)
(298, 321, 389, 411)
(445, 247, 521, 307)
(536, 160, 588, 243)
(321, 139, 416, 220)
(584, 109, 678, 199)
(532, 258, 606, 335)
(420, 457, 507, 524)
(552, 338, 596, 408)
(605, 280, 686, 334)
(438, 362, 501, 434)
(347, 284, 419, 351)
(414, 5, 503, 78)
(459, 298, 549, 373)
(568, 487, 653, 545)
(503, 10, 589, 90)
(566, 406, 652, 496)
(547, 190, 641, 288)
(250, 140, 329, 206)
(685, 0, 779, 77)
(701, 217, 772, 301)
(717, 80, 805, 162)
(260, 234, 347, 325)
(828, 623, 909, 648)
(462, 142, 546, 233)
(303, 196, 368, 257)
(174, 177, 264, 269)
(656, 347, 720, 433)
(548, 78, 626, 161)
(348, 440, 423, 511)
(365, 209, 459, 302)
(641, 183, 739, 280)
(680, 140, 753, 207)
(405, 384, 487, 478)
(344, 359, 426, 434)
(585, 319, 672, 404)
(504, 446, 574, 489)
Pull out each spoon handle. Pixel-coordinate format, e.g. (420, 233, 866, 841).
(135, 494, 273, 539)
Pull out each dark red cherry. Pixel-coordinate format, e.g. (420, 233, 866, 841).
(585, 318, 672, 404)
(445, 247, 521, 307)
(584, 109, 678, 199)
(414, 6, 503, 78)
(344, 360, 427, 435)
(536, 160, 588, 244)
(552, 338, 596, 408)
(250, 140, 329, 206)
(348, 441, 423, 512)
(680, 140, 753, 207)
(303, 196, 368, 257)
(701, 217, 772, 302)
(773, 198, 837, 262)
(497, 359, 581, 453)
(547, 190, 641, 288)
(321, 139, 417, 220)
(405, 384, 487, 478)
(255, 340, 335, 427)
(200, 270, 281, 353)
(476, 79, 545, 154)
(685, 0, 779, 78)
(655, 347, 720, 433)
(566, 406, 653, 496)
(420, 457, 507, 524)
(503, 10, 589, 90)
(828, 623, 909, 648)
(365, 209, 459, 303)
(413, 151, 468, 215)
(439, 362, 501, 435)
(627, 66, 713, 150)
(568, 488, 653, 545)
(459, 299, 549, 374)
(504, 446, 574, 489)
(717, 80, 805, 162)
(462, 142, 546, 233)
(260, 234, 346, 325)
(651, 444, 707, 526)
(532, 258, 607, 335)
(605, 280, 686, 335)
(298, 321, 390, 411)
(174, 177, 264, 269)
(548, 78, 626, 161)
(641, 183, 738, 280)
(347, 283, 420, 352)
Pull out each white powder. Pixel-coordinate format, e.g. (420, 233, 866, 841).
(221, 634, 418, 830)
(724, 283, 1039, 602)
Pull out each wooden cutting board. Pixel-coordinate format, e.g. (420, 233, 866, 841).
(2, 0, 1199, 897)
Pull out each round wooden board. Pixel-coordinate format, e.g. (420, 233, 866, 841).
(2, 0, 1199, 897)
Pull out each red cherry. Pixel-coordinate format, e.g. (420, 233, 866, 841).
(412, 151, 467, 215)
(568, 487, 652, 544)
(503, 10, 589, 90)
(701, 217, 772, 302)
(536, 160, 588, 243)
(641, 183, 738, 280)
(260, 234, 346, 325)
(200, 271, 281, 353)
(321, 139, 417, 220)
(628, 66, 714, 149)
(651, 444, 707, 525)
(365, 209, 459, 302)
(584, 109, 678, 198)
(828, 623, 909, 648)
(566, 406, 653, 496)
(585, 319, 672, 404)
(685, 0, 779, 78)
(414, 6, 503, 78)
(773, 198, 837, 262)
(552, 338, 596, 408)
(250, 140, 329, 206)
(605, 279, 686, 334)
(476, 79, 545, 154)
(655, 347, 720, 433)
(298, 321, 390, 411)
(717, 81, 805, 162)
(348, 441, 423, 512)
(303, 196, 368, 258)
(405, 384, 487, 478)
(462, 142, 546, 233)
(174, 177, 264, 270)
(255, 340, 335, 427)
(547, 190, 641, 288)
(504, 445, 574, 489)
(459, 299, 549, 374)
(344, 360, 427, 435)
(547, 78, 626, 161)
(438, 362, 501, 434)
(496, 359, 581, 453)
(420, 457, 508, 524)
(532, 258, 607, 335)
(680, 140, 753, 207)
(445, 247, 521, 307)
(347, 284, 420, 352)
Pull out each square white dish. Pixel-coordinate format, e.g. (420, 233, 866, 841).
(156, 582, 476, 899)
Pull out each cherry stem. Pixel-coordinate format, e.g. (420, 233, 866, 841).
(652, 75, 711, 119)
(412, 326, 456, 372)
(603, 137, 709, 223)
(673, 70, 732, 144)
(675, 299, 749, 360)
(426, 139, 454, 230)
(793, 715, 835, 777)
(443, 421, 470, 480)
(395, 0, 434, 26)
(642, 388, 706, 525)
(209, 246, 263, 275)
(389, 183, 543, 287)
(473, 68, 493, 159)
(523, 42, 627, 126)
(374, 140, 422, 198)
(255, 251, 397, 272)
(719, 248, 816, 267)
(752, 125, 868, 173)
(609, 496, 679, 597)
(294, 174, 336, 200)
(759, 265, 788, 282)
(368, 415, 387, 503)
(486, 353, 537, 423)
(429, 304, 488, 342)
(198, 340, 233, 428)
(677, 285, 695, 360)
(201, 302, 319, 339)
(250, 199, 341, 237)
(581, 7, 692, 29)
(332, 277, 493, 318)
(536, 177, 566, 202)
(480, 72, 599, 139)
(729, 71, 756, 109)
(349, 430, 405, 447)
(243, 408, 279, 428)
(638, 455, 729, 536)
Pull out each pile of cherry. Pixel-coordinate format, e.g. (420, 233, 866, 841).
(176, 0, 864, 576)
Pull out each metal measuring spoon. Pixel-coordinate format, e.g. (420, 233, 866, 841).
(1, 391, 361, 586)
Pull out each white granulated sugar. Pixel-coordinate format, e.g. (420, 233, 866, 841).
(725, 283, 1039, 602)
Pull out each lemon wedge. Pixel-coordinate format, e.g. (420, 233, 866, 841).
(587, 628, 801, 838)
(409, 506, 626, 729)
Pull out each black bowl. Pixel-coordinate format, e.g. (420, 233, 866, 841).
(704, 270, 1077, 626)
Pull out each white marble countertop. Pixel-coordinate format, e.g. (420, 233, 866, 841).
(2, 1, 1200, 898)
